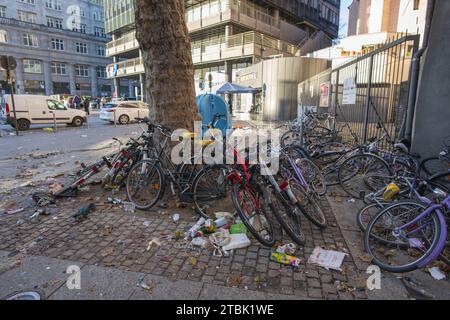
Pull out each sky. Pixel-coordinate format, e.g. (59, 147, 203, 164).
(339, 0, 353, 38)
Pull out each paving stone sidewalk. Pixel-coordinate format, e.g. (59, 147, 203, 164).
(0, 184, 371, 300)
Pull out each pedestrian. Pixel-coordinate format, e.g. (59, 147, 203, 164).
(73, 94, 81, 109)
(68, 97, 74, 109)
(101, 96, 107, 108)
(96, 97, 101, 109)
(83, 97, 90, 115)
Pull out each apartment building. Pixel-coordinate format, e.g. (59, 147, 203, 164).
(0, 0, 113, 97)
(104, 0, 341, 99)
(347, 0, 429, 44)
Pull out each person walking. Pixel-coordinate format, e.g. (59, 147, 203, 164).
(83, 97, 90, 115)
(73, 94, 81, 109)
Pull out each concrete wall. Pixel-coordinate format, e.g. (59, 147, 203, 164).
(411, 0, 450, 159)
(236, 57, 331, 121)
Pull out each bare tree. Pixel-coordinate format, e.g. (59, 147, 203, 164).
(135, 0, 201, 131)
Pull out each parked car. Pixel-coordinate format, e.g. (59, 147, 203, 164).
(99, 101, 149, 125)
(0, 95, 87, 131)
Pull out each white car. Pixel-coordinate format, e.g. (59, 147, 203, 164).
(99, 101, 149, 125)
(1, 94, 86, 131)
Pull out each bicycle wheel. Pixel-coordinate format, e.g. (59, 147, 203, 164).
(290, 181, 327, 229)
(296, 158, 327, 196)
(364, 200, 441, 273)
(125, 160, 165, 210)
(193, 165, 234, 219)
(267, 187, 306, 245)
(281, 130, 300, 147)
(357, 202, 388, 232)
(231, 181, 276, 247)
(339, 154, 393, 199)
(429, 172, 450, 193)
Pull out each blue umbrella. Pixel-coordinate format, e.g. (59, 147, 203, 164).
(216, 82, 258, 94)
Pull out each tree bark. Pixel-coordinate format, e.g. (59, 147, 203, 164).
(135, 0, 201, 132)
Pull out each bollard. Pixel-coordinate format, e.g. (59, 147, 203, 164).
(53, 112, 57, 133)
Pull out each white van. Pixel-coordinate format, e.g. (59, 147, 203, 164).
(0, 95, 87, 131)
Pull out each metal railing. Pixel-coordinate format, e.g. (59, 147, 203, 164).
(328, 34, 420, 148)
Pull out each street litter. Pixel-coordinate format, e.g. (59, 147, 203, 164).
(146, 239, 161, 251)
(401, 277, 436, 300)
(191, 237, 208, 248)
(43, 128, 54, 133)
(73, 203, 96, 221)
(172, 213, 180, 223)
(308, 246, 347, 271)
(347, 198, 356, 203)
(222, 233, 251, 252)
(143, 221, 151, 227)
(122, 202, 136, 213)
(230, 223, 247, 234)
(4, 207, 25, 215)
(428, 267, 446, 280)
(185, 217, 206, 239)
(271, 252, 301, 267)
(107, 197, 123, 205)
(275, 243, 297, 255)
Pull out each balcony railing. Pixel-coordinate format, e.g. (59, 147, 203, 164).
(106, 31, 298, 79)
(106, 57, 144, 78)
(106, 31, 138, 56)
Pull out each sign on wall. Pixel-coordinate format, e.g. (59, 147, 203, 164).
(342, 77, 357, 105)
(319, 82, 330, 108)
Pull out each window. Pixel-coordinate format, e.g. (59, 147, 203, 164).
(18, 0, 35, 4)
(75, 65, 89, 77)
(96, 66, 107, 78)
(93, 11, 104, 21)
(75, 42, 88, 54)
(96, 45, 105, 56)
(51, 62, 66, 75)
(45, 0, 62, 11)
(47, 17, 63, 29)
(72, 23, 87, 34)
(18, 10, 37, 23)
(94, 27, 105, 38)
(47, 100, 66, 110)
(51, 38, 64, 50)
(413, 0, 420, 10)
(0, 30, 7, 43)
(0, 6, 6, 18)
(23, 59, 42, 73)
(23, 33, 38, 47)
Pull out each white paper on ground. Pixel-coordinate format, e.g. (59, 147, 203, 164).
(429, 267, 446, 280)
(222, 234, 251, 251)
(308, 246, 347, 271)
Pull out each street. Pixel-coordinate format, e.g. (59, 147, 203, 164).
(0, 112, 142, 193)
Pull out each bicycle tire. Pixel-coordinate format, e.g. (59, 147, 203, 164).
(231, 181, 276, 247)
(267, 187, 306, 245)
(281, 130, 301, 147)
(356, 202, 388, 232)
(364, 200, 441, 273)
(125, 159, 166, 210)
(290, 181, 327, 229)
(339, 153, 393, 199)
(193, 165, 233, 219)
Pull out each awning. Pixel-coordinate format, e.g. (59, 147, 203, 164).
(216, 82, 258, 94)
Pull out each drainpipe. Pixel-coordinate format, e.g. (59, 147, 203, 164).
(404, 0, 435, 142)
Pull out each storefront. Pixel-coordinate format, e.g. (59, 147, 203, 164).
(24, 80, 45, 95)
(53, 82, 70, 95)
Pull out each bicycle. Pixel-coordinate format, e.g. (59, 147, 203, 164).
(364, 189, 449, 272)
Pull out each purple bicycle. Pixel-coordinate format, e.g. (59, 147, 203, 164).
(278, 147, 328, 229)
(364, 189, 449, 272)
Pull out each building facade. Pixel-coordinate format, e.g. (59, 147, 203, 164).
(104, 0, 341, 100)
(0, 0, 113, 97)
(347, 0, 429, 44)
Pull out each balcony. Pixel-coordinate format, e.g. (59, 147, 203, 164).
(106, 57, 144, 79)
(106, 31, 139, 57)
(106, 31, 297, 78)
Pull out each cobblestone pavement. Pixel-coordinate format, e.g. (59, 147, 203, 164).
(0, 183, 371, 300)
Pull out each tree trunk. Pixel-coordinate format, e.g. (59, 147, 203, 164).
(135, 0, 201, 132)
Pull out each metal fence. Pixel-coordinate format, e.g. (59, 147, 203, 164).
(329, 34, 420, 148)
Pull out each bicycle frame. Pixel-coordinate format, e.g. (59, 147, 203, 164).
(394, 195, 449, 268)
